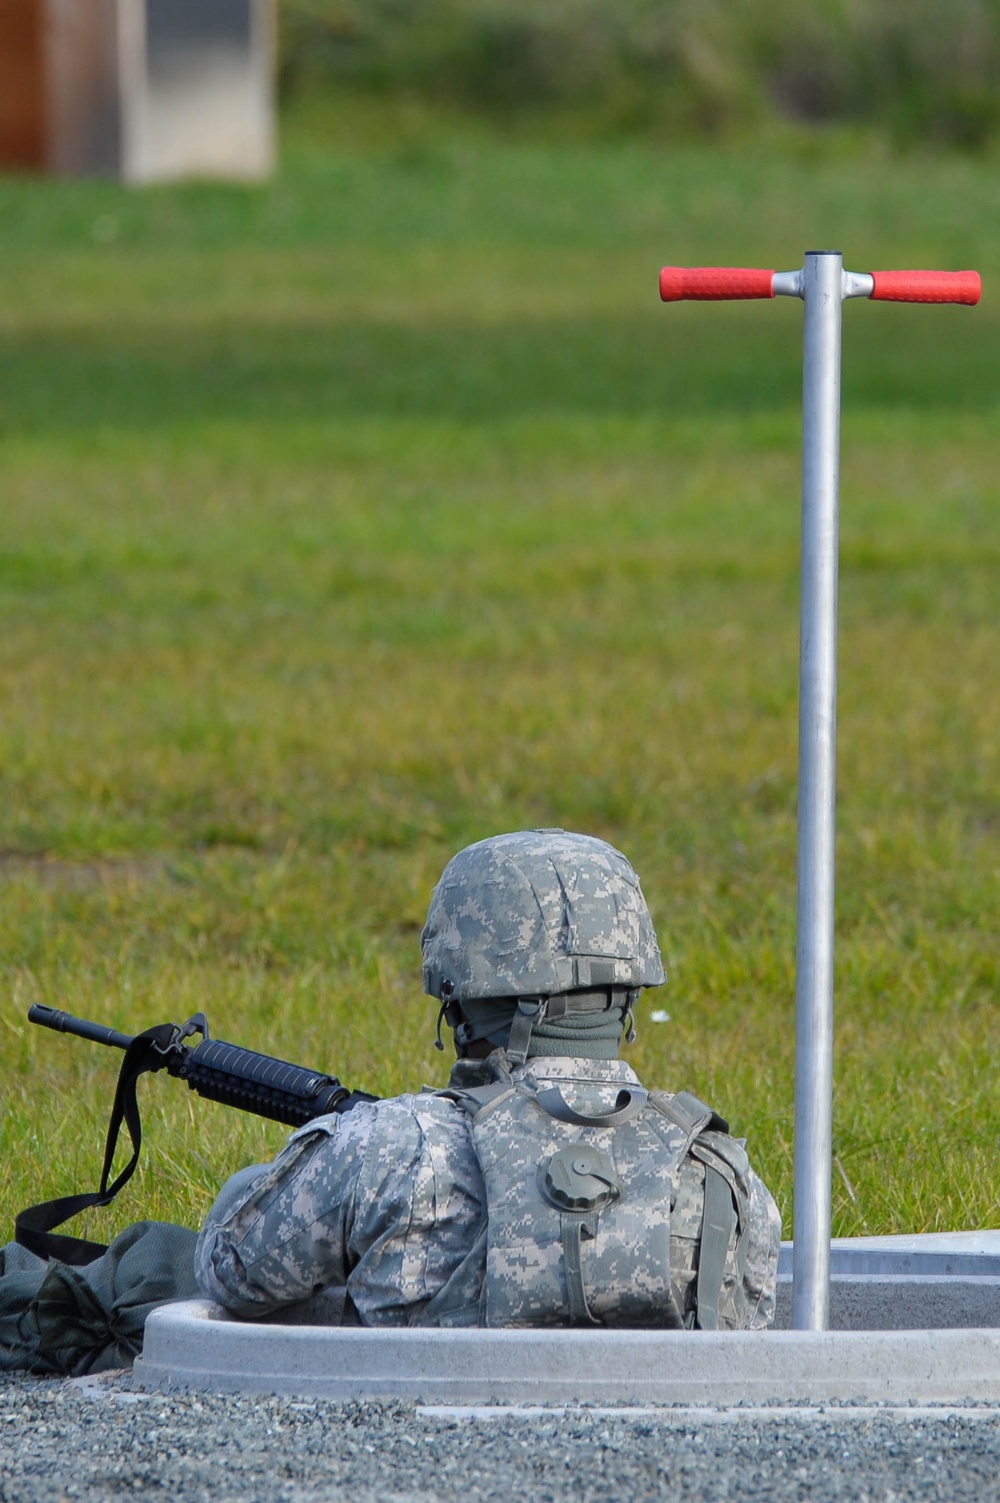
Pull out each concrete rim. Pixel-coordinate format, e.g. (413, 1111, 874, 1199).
(136, 1300, 1000, 1406)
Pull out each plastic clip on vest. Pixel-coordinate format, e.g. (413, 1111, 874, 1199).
(660, 256, 981, 1333)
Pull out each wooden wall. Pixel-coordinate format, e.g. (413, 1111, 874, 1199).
(0, 0, 47, 168)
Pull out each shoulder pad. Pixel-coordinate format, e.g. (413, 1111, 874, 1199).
(648, 1089, 729, 1136)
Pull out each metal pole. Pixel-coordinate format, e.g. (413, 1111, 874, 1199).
(792, 251, 843, 1331)
(660, 254, 978, 1330)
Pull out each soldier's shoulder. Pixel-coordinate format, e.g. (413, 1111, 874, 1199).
(372, 1089, 474, 1134)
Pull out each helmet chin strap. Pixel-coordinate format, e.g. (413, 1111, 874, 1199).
(434, 999, 464, 1052)
(449, 998, 547, 1059)
(504, 998, 547, 1066)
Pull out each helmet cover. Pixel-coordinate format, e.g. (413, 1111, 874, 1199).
(421, 828, 666, 1003)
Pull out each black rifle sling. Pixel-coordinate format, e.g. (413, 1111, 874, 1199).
(15, 1024, 178, 1267)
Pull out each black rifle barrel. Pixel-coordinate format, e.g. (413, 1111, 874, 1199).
(28, 1003, 134, 1052)
(27, 1003, 377, 1128)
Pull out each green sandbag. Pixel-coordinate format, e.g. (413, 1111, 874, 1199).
(0, 1221, 198, 1376)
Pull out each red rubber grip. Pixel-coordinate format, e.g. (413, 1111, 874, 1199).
(869, 270, 981, 305)
(659, 266, 775, 302)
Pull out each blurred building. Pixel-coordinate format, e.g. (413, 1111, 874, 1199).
(0, 0, 274, 181)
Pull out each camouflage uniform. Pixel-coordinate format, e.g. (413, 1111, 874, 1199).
(196, 829, 781, 1329)
(195, 1054, 780, 1329)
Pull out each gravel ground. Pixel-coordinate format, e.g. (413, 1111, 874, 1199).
(3, 1372, 1000, 1502)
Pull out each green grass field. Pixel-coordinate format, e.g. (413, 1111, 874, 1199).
(1, 125, 997, 1248)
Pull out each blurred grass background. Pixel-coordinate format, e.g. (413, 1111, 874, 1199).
(0, 48, 997, 1246)
(279, 0, 1000, 150)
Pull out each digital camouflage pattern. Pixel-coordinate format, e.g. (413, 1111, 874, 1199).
(449, 1058, 778, 1329)
(195, 1089, 487, 1326)
(421, 829, 667, 1002)
(195, 1055, 780, 1330)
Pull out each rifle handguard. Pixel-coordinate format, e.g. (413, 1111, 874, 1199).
(174, 1038, 356, 1125)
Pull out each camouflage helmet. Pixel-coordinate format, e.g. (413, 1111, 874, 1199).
(421, 828, 666, 1005)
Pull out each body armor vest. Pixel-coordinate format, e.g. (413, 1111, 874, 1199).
(444, 1073, 751, 1330)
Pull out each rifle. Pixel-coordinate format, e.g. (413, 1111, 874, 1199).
(17, 1004, 377, 1267)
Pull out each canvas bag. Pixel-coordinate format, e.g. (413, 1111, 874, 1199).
(0, 1220, 198, 1375)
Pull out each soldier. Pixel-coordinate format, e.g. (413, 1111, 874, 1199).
(196, 829, 780, 1328)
